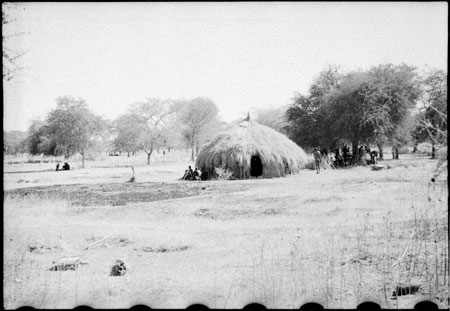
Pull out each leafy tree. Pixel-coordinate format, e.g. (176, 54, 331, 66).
(128, 98, 181, 165)
(286, 66, 344, 150)
(286, 94, 324, 148)
(46, 96, 104, 168)
(113, 113, 143, 157)
(24, 119, 57, 155)
(366, 64, 420, 159)
(309, 65, 344, 100)
(286, 64, 420, 162)
(178, 97, 219, 161)
(3, 130, 27, 155)
(324, 71, 376, 161)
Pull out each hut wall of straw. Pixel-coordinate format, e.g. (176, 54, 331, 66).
(195, 119, 307, 179)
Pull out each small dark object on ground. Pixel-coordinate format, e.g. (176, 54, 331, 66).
(431, 178, 435, 182)
(110, 259, 127, 276)
(49, 256, 84, 271)
(392, 284, 421, 298)
(371, 164, 385, 171)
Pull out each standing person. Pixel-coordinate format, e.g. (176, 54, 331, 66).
(55, 163, 60, 171)
(371, 150, 379, 164)
(342, 145, 349, 166)
(313, 147, 321, 174)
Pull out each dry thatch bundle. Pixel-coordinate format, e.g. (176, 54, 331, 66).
(195, 119, 307, 179)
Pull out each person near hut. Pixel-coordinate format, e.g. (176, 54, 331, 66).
(371, 150, 379, 164)
(334, 148, 342, 167)
(284, 162, 291, 174)
(192, 167, 199, 180)
(313, 147, 321, 174)
(200, 167, 208, 180)
(182, 165, 193, 180)
(193, 168, 202, 180)
(342, 145, 350, 166)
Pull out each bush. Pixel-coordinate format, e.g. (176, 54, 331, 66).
(214, 167, 234, 180)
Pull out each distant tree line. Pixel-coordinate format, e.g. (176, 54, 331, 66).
(4, 63, 446, 168)
(5, 96, 221, 167)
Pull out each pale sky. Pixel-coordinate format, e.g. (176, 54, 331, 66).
(3, 2, 448, 132)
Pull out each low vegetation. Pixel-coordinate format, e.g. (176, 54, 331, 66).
(3, 151, 447, 309)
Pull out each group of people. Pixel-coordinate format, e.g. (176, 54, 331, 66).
(55, 162, 70, 171)
(182, 165, 204, 180)
(312, 145, 380, 174)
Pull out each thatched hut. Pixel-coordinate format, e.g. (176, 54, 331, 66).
(195, 118, 307, 179)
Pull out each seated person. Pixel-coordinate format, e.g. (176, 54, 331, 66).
(62, 162, 70, 170)
(200, 169, 208, 180)
(182, 165, 193, 180)
(194, 168, 202, 180)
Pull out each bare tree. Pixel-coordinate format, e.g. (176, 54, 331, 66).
(2, 2, 27, 81)
(129, 98, 181, 165)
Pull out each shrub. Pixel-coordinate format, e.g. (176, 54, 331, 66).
(214, 167, 234, 180)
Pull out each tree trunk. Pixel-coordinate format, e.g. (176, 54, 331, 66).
(191, 143, 195, 162)
(352, 141, 359, 165)
(392, 146, 399, 160)
(146, 146, 153, 165)
(81, 149, 85, 168)
(431, 143, 435, 159)
(377, 144, 384, 160)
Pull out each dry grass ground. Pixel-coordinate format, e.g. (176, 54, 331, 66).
(3, 150, 448, 309)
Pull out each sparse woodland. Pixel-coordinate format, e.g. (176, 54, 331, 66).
(2, 4, 447, 309)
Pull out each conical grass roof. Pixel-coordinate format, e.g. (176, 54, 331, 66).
(195, 119, 307, 179)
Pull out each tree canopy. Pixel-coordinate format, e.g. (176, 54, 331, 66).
(286, 63, 421, 161)
(178, 97, 219, 161)
(46, 96, 104, 167)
